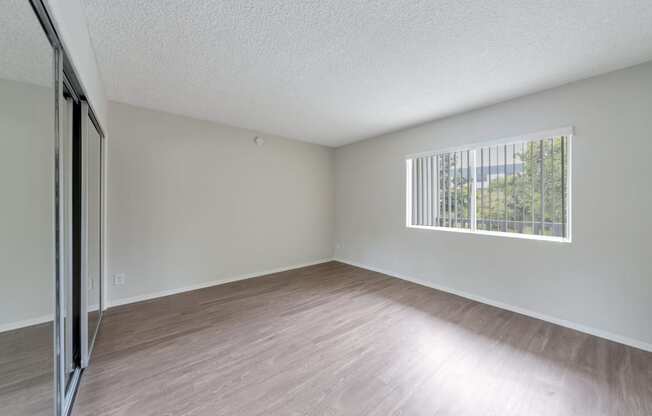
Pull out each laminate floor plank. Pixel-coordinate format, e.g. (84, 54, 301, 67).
(71, 261, 652, 416)
(0, 322, 53, 416)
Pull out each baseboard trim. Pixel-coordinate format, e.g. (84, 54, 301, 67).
(0, 314, 53, 333)
(108, 258, 335, 308)
(334, 257, 652, 353)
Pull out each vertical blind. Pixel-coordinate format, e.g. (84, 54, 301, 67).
(410, 150, 473, 229)
(408, 134, 569, 239)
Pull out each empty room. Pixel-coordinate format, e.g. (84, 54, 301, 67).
(2, 1, 652, 415)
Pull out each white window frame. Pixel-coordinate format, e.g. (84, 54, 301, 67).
(405, 127, 572, 243)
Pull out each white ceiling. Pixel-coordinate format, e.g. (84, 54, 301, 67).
(0, 0, 53, 87)
(82, 0, 652, 147)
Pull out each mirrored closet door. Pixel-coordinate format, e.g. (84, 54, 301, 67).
(0, 2, 56, 415)
(61, 79, 81, 411)
(81, 103, 104, 367)
(0, 2, 106, 415)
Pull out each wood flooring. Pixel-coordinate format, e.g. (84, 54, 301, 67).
(0, 322, 53, 416)
(71, 261, 652, 416)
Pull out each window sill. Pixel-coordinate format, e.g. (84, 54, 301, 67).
(406, 224, 571, 243)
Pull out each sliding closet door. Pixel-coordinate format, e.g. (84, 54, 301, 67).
(61, 83, 83, 411)
(1, 2, 107, 415)
(0, 2, 56, 415)
(81, 103, 103, 367)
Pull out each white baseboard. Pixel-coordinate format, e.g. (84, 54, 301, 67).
(108, 258, 335, 308)
(0, 314, 53, 333)
(334, 257, 652, 353)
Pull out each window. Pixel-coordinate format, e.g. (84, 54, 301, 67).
(406, 128, 571, 241)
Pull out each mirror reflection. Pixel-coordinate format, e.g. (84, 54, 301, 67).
(0, 1, 55, 415)
(86, 115, 102, 352)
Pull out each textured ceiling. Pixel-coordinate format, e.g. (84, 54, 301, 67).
(82, 0, 652, 147)
(0, 0, 53, 87)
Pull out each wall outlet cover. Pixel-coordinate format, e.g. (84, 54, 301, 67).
(113, 273, 126, 285)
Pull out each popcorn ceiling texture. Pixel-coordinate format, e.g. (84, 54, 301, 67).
(0, 0, 53, 87)
(82, 0, 652, 147)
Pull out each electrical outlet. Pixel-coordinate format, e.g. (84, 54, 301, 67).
(113, 273, 126, 286)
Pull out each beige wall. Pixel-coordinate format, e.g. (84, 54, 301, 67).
(106, 102, 334, 305)
(334, 61, 652, 349)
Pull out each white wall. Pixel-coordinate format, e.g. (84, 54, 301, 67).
(334, 61, 652, 349)
(107, 102, 334, 305)
(45, 0, 108, 130)
(0, 79, 54, 329)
